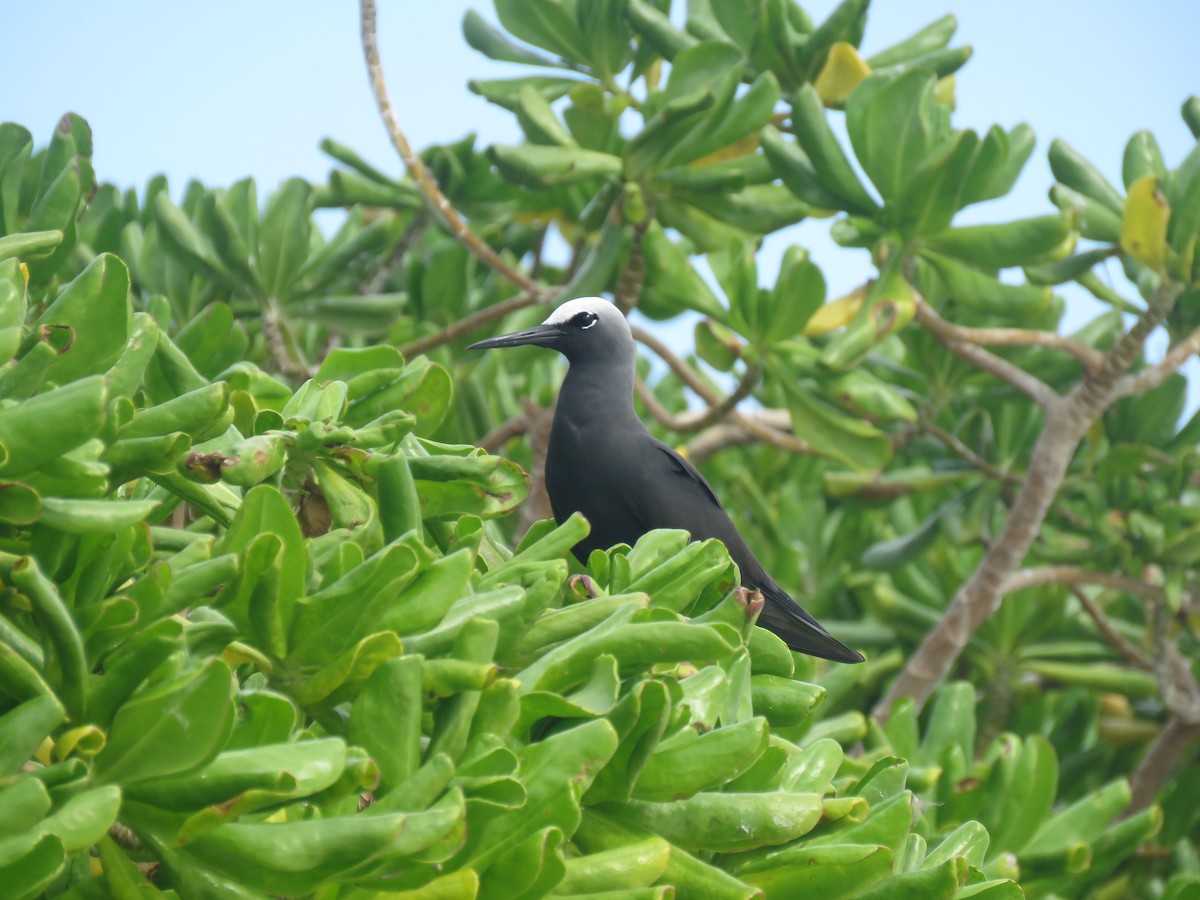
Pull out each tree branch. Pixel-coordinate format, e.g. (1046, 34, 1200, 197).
(920, 417, 1019, 484)
(914, 297, 1061, 409)
(480, 414, 531, 454)
(360, 0, 544, 297)
(361, 212, 427, 295)
(1002, 565, 1166, 602)
(1114, 322, 1200, 398)
(1127, 717, 1200, 813)
(1071, 586, 1155, 671)
(630, 326, 724, 406)
(397, 291, 539, 358)
(917, 312, 1105, 375)
(877, 280, 1184, 720)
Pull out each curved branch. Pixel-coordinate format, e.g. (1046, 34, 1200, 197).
(917, 314, 1105, 374)
(920, 417, 1018, 484)
(1002, 565, 1167, 601)
(480, 413, 531, 454)
(635, 362, 764, 435)
(631, 325, 810, 453)
(1128, 717, 1200, 813)
(631, 325, 724, 406)
(914, 297, 1061, 409)
(397, 291, 539, 358)
(1114, 322, 1200, 398)
(360, 0, 543, 297)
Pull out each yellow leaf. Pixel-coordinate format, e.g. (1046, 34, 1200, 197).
(803, 285, 866, 336)
(814, 42, 871, 106)
(689, 133, 761, 168)
(1120, 173, 1170, 269)
(934, 75, 956, 110)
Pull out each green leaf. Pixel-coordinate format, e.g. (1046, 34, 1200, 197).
(257, 178, 312, 301)
(0, 695, 65, 777)
(776, 365, 891, 471)
(925, 213, 1075, 269)
(94, 658, 235, 784)
(494, 0, 588, 60)
(488, 143, 623, 187)
(0, 834, 64, 900)
(462, 9, 569, 68)
(31, 253, 130, 383)
(612, 790, 824, 852)
(846, 70, 946, 209)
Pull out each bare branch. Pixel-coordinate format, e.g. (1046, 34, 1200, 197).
(685, 422, 757, 463)
(635, 363, 765, 435)
(360, 0, 543, 297)
(631, 325, 724, 406)
(361, 212, 427, 295)
(632, 326, 810, 455)
(917, 312, 1105, 374)
(1074, 279, 1184, 410)
(914, 297, 1061, 408)
(921, 417, 1019, 484)
(1071, 586, 1155, 671)
(1114, 322, 1200, 398)
(397, 291, 539, 358)
(480, 414, 530, 454)
(1002, 565, 1167, 602)
(1128, 717, 1200, 813)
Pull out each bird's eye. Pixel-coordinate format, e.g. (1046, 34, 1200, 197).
(570, 311, 599, 330)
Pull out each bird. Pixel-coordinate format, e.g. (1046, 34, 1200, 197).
(469, 296, 863, 663)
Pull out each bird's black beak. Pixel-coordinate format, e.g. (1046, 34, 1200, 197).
(468, 323, 565, 350)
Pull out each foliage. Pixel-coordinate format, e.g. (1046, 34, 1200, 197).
(2, 0, 1200, 896)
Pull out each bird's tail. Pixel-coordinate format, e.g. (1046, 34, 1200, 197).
(755, 582, 864, 664)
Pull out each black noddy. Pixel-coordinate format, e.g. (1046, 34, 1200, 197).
(470, 297, 863, 663)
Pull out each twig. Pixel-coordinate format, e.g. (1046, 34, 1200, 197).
(1127, 717, 1200, 813)
(635, 363, 764, 434)
(1114, 322, 1200, 397)
(637, 377, 812, 455)
(1073, 280, 1183, 410)
(360, 0, 544, 297)
(685, 422, 756, 463)
(914, 297, 1061, 409)
(361, 212, 427, 294)
(916, 313, 1105, 375)
(921, 417, 1018, 484)
(632, 326, 810, 452)
(480, 414, 530, 454)
(1002, 565, 1167, 604)
(1071, 586, 1154, 671)
(631, 326, 723, 406)
(1002, 567, 1154, 669)
(397, 291, 539, 358)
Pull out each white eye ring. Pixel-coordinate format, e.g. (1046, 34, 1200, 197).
(581, 314, 598, 329)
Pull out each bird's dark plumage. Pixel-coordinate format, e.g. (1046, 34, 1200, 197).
(470, 297, 863, 663)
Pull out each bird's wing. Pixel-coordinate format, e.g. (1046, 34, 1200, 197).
(644, 438, 863, 664)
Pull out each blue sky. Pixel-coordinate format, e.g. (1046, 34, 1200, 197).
(5, 0, 1199, 396)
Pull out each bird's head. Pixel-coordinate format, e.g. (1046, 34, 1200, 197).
(468, 296, 634, 366)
